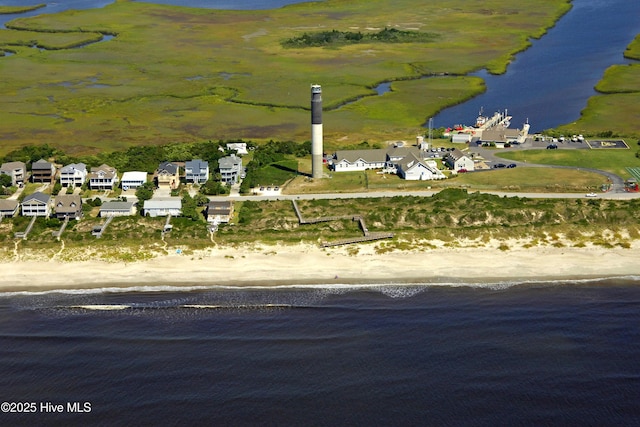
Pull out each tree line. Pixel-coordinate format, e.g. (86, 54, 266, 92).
(282, 27, 439, 48)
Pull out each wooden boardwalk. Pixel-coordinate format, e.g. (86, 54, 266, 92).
(292, 200, 393, 247)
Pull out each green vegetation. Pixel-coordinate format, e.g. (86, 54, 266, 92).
(3, 189, 640, 256)
(213, 189, 640, 248)
(554, 35, 640, 139)
(497, 149, 640, 180)
(282, 28, 439, 48)
(0, 0, 572, 156)
(0, 5, 45, 15)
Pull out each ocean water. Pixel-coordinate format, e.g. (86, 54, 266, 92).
(1, 279, 639, 425)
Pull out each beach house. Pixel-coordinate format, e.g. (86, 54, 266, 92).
(99, 201, 136, 217)
(31, 159, 56, 183)
(185, 159, 209, 184)
(156, 162, 180, 190)
(218, 154, 243, 185)
(54, 194, 82, 220)
(0, 199, 19, 218)
(120, 171, 147, 191)
(206, 201, 234, 224)
(143, 199, 182, 217)
(0, 161, 26, 186)
(59, 163, 88, 187)
(89, 164, 118, 190)
(21, 191, 51, 217)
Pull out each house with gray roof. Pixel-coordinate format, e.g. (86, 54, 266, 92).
(218, 154, 243, 185)
(332, 149, 388, 172)
(0, 199, 19, 218)
(99, 201, 136, 217)
(0, 161, 26, 186)
(59, 163, 87, 187)
(185, 159, 209, 184)
(479, 128, 520, 146)
(31, 159, 55, 183)
(143, 199, 182, 217)
(21, 191, 51, 217)
(444, 149, 475, 172)
(54, 194, 82, 220)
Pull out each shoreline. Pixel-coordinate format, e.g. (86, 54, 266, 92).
(1, 242, 639, 293)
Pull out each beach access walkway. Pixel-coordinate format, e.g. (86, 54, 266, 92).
(291, 200, 393, 247)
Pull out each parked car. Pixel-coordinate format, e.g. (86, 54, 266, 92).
(585, 192, 598, 197)
(458, 169, 467, 173)
(546, 144, 558, 149)
(507, 163, 517, 168)
(493, 163, 506, 169)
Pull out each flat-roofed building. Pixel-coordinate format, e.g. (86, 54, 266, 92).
(120, 171, 147, 191)
(143, 199, 182, 217)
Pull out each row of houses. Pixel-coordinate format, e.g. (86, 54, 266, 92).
(0, 192, 234, 224)
(0, 154, 244, 191)
(330, 144, 475, 178)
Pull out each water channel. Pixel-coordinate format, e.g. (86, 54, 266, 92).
(432, 0, 640, 132)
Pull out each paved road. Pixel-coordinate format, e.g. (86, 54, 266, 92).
(207, 189, 640, 203)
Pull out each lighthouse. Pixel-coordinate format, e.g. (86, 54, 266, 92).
(311, 84, 323, 179)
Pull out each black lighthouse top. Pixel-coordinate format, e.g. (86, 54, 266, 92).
(311, 84, 322, 125)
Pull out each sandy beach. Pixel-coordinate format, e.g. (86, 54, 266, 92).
(1, 241, 638, 292)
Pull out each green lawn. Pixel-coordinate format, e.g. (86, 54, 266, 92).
(497, 148, 640, 179)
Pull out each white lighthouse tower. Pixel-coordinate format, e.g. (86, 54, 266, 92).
(311, 84, 323, 179)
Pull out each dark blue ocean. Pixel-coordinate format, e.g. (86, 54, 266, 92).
(1, 280, 640, 426)
(2, 1, 640, 425)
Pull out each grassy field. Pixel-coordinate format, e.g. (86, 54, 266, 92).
(0, 0, 572, 156)
(497, 148, 640, 180)
(284, 163, 606, 194)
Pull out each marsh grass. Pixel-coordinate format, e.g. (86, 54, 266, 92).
(0, 0, 572, 155)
